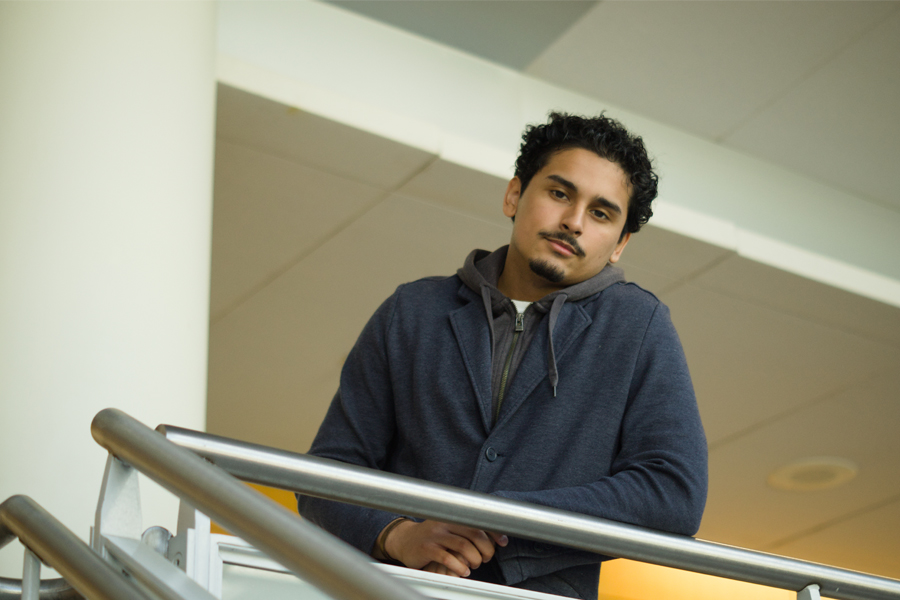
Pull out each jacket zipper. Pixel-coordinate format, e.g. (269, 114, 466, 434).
(494, 311, 525, 424)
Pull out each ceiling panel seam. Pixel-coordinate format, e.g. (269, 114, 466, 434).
(391, 192, 510, 230)
(763, 491, 900, 552)
(520, 0, 602, 74)
(214, 133, 419, 192)
(685, 282, 900, 351)
(655, 251, 735, 296)
(716, 4, 900, 144)
(706, 367, 885, 453)
(210, 153, 443, 326)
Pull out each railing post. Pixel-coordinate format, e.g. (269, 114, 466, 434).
(21, 548, 40, 600)
(168, 500, 213, 589)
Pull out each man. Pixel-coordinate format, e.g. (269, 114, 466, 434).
(297, 113, 708, 600)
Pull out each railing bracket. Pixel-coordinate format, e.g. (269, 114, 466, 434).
(798, 583, 821, 600)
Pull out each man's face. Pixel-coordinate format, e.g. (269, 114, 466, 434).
(503, 147, 632, 289)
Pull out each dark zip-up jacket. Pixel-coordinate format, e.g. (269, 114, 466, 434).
(298, 248, 708, 600)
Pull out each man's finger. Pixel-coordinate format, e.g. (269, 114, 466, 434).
(487, 531, 509, 547)
(422, 562, 456, 577)
(433, 548, 471, 578)
(440, 532, 486, 569)
(445, 525, 497, 562)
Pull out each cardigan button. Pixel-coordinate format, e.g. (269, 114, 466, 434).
(485, 447, 498, 461)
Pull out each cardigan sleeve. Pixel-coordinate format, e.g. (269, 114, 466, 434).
(296, 290, 405, 556)
(489, 302, 708, 585)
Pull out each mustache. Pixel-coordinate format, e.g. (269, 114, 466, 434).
(540, 231, 585, 257)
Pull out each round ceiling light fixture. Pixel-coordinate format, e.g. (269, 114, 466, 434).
(767, 456, 858, 492)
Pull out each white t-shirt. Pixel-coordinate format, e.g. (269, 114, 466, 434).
(511, 299, 532, 315)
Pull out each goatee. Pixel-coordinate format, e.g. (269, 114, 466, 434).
(529, 259, 565, 283)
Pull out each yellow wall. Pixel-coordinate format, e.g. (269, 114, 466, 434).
(598, 560, 799, 600)
(210, 483, 297, 535)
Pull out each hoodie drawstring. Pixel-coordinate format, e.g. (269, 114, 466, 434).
(480, 285, 495, 350)
(482, 283, 568, 400)
(547, 294, 567, 398)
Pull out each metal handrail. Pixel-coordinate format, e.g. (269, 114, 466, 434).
(90, 408, 426, 600)
(0, 576, 83, 600)
(157, 422, 900, 600)
(0, 495, 150, 600)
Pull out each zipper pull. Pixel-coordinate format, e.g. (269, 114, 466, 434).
(515, 312, 525, 331)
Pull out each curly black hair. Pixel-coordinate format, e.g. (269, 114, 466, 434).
(514, 112, 658, 235)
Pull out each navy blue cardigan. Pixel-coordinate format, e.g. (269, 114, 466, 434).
(298, 275, 707, 599)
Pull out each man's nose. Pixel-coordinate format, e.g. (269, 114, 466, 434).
(560, 206, 583, 234)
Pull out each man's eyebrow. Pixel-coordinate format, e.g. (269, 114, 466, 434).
(592, 196, 623, 216)
(546, 174, 623, 216)
(547, 174, 577, 192)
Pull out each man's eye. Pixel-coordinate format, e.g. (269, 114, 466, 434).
(551, 190, 567, 200)
(591, 210, 608, 220)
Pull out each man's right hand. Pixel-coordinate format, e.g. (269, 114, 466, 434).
(382, 519, 508, 577)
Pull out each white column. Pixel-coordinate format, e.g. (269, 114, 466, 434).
(0, 1, 216, 576)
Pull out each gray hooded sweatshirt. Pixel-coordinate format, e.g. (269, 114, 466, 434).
(457, 246, 625, 424)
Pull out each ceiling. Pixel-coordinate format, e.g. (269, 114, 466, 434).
(327, 0, 900, 215)
(208, 81, 900, 581)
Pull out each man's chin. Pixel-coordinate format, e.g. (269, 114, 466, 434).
(528, 258, 565, 283)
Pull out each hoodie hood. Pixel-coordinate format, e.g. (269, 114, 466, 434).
(457, 246, 625, 310)
(457, 246, 625, 400)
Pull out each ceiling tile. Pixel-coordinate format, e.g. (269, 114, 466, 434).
(207, 194, 510, 453)
(323, 1, 597, 71)
(699, 370, 900, 561)
(693, 255, 900, 350)
(773, 496, 900, 580)
(723, 9, 900, 211)
(397, 157, 511, 227)
(527, 1, 894, 140)
(614, 262, 680, 297)
(660, 284, 899, 444)
(216, 84, 436, 190)
(616, 225, 733, 290)
(210, 140, 384, 320)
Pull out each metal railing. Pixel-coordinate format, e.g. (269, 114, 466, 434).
(0, 576, 82, 600)
(0, 495, 150, 600)
(90, 408, 427, 600)
(156, 420, 900, 600)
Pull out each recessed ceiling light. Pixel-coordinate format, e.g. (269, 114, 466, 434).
(767, 456, 858, 492)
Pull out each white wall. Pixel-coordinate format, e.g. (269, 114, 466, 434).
(0, 1, 216, 577)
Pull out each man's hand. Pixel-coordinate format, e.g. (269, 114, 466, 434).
(382, 519, 508, 577)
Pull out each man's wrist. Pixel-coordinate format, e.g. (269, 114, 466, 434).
(373, 517, 408, 562)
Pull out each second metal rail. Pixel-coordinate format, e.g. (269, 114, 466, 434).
(0, 495, 148, 600)
(157, 422, 900, 600)
(91, 409, 427, 600)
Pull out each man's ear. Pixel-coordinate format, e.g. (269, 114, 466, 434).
(502, 177, 521, 220)
(608, 232, 631, 264)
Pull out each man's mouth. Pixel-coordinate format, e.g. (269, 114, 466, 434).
(540, 232, 585, 257)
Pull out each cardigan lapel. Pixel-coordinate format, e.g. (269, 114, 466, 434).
(495, 302, 592, 426)
(449, 290, 494, 432)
